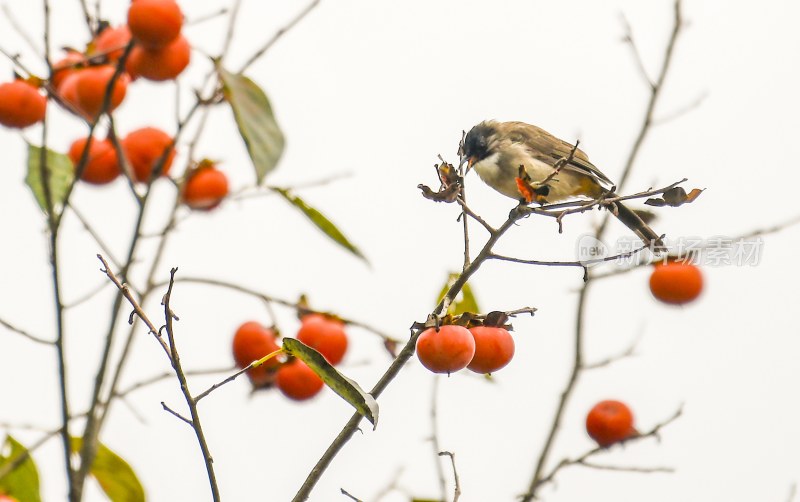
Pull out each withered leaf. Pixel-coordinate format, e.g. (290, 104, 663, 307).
(645, 187, 704, 207)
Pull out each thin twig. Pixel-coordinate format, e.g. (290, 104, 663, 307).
(0, 317, 53, 345)
(438, 451, 461, 502)
(219, 0, 242, 65)
(582, 334, 640, 370)
(161, 268, 221, 501)
(187, 7, 230, 26)
(160, 402, 192, 426)
(431, 376, 447, 501)
(155, 276, 401, 345)
(339, 488, 364, 502)
(63, 280, 112, 309)
(113, 367, 235, 398)
(1, 3, 43, 56)
(653, 91, 708, 124)
(77, 0, 95, 35)
(68, 204, 122, 268)
(194, 365, 254, 402)
(620, 14, 655, 88)
(577, 460, 674, 473)
(239, 0, 321, 73)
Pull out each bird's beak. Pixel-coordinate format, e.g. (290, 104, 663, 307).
(460, 156, 477, 174)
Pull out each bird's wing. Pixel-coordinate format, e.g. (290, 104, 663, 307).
(505, 121, 614, 186)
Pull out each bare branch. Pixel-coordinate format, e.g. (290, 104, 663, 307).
(160, 402, 192, 426)
(97, 255, 171, 358)
(431, 376, 447, 501)
(0, 317, 53, 345)
(438, 451, 461, 502)
(1, 3, 43, 56)
(239, 0, 321, 73)
(339, 488, 364, 502)
(583, 334, 640, 370)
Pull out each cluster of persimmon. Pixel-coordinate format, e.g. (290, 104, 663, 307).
(416, 314, 515, 375)
(0, 0, 230, 211)
(231, 314, 349, 401)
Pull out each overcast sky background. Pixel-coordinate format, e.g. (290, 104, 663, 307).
(1, 0, 799, 501)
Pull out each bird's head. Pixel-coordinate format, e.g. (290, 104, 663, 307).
(460, 121, 498, 173)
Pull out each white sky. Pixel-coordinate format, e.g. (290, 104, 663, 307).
(1, 0, 800, 501)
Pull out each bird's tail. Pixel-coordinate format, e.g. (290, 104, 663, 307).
(610, 198, 666, 252)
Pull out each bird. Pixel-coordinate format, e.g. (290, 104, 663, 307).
(461, 120, 664, 249)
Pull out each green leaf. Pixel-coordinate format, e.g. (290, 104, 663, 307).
(436, 272, 480, 315)
(218, 66, 285, 184)
(282, 337, 379, 428)
(0, 435, 41, 502)
(25, 145, 74, 216)
(70, 438, 145, 502)
(273, 188, 367, 262)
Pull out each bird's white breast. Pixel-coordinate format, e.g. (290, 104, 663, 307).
(472, 152, 522, 200)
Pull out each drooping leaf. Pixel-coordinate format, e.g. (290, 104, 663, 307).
(218, 67, 285, 184)
(436, 272, 480, 316)
(645, 187, 704, 207)
(71, 438, 145, 502)
(0, 435, 41, 502)
(273, 188, 367, 262)
(282, 337, 379, 428)
(25, 145, 74, 216)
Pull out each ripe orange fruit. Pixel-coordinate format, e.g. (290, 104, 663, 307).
(182, 163, 229, 210)
(121, 127, 175, 182)
(74, 65, 129, 119)
(0, 493, 19, 502)
(68, 137, 120, 185)
(232, 321, 282, 387)
(52, 51, 86, 90)
(92, 25, 132, 61)
(275, 359, 324, 401)
(127, 0, 183, 49)
(0, 80, 47, 128)
(416, 325, 476, 374)
(296, 314, 348, 365)
(466, 326, 515, 374)
(126, 34, 190, 81)
(649, 259, 703, 305)
(586, 400, 636, 447)
(56, 71, 82, 114)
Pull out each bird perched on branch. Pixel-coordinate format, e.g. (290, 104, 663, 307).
(461, 120, 664, 250)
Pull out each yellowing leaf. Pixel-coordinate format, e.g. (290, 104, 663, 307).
(218, 67, 285, 184)
(274, 188, 367, 262)
(0, 435, 41, 502)
(71, 438, 145, 502)
(282, 338, 379, 428)
(25, 145, 74, 217)
(436, 272, 480, 316)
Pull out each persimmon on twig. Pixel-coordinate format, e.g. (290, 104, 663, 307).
(530, 406, 682, 494)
